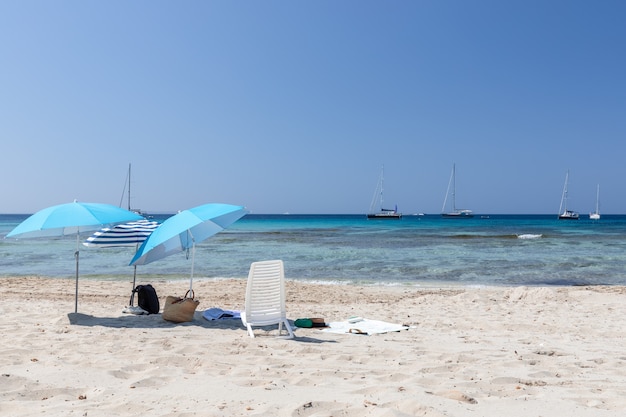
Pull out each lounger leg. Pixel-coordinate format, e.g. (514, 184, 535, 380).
(282, 319, 294, 339)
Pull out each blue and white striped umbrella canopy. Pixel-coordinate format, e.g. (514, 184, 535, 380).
(83, 219, 159, 248)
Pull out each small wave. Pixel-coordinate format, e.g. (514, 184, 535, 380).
(450, 234, 521, 239)
(517, 234, 542, 240)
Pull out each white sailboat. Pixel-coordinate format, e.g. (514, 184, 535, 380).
(441, 163, 473, 218)
(120, 163, 148, 216)
(367, 165, 402, 219)
(558, 170, 579, 220)
(589, 184, 600, 220)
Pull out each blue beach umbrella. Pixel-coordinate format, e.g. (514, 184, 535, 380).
(129, 203, 248, 291)
(6, 201, 144, 312)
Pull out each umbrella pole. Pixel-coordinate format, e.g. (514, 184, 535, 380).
(131, 242, 139, 306)
(130, 265, 138, 306)
(189, 243, 195, 292)
(74, 233, 79, 313)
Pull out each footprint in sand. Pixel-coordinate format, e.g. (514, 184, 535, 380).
(289, 400, 359, 417)
(108, 363, 153, 380)
(428, 390, 478, 404)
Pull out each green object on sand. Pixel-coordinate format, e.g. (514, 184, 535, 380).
(294, 318, 313, 328)
(294, 318, 326, 328)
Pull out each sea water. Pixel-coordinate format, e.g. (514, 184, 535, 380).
(1, 213, 625, 286)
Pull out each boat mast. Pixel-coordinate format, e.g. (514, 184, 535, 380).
(560, 170, 569, 214)
(368, 165, 385, 214)
(118, 163, 131, 209)
(442, 163, 456, 213)
(127, 163, 132, 211)
(451, 163, 456, 212)
(380, 165, 385, 211)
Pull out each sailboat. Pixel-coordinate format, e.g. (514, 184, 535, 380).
(120, 163, 148, 217)
(441, 163, 473, 218)
(367, 166, 402, 219)
(558, 170, 579, 220)
(589, 184, 600, 220)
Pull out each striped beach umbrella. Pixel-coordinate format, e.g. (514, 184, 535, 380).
(83, 219, 160, 306)
(83, 219, 159, 248)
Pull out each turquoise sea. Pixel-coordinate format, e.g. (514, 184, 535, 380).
(1, 213, 625, 286)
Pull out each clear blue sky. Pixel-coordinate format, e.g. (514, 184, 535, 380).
(1, 1, 625, 214)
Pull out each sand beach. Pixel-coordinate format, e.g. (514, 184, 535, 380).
(1, 277, 625, 416)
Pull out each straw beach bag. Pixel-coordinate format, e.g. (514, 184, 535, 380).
(162, 290, 200, 323)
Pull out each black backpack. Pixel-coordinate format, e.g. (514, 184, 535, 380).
(131, 284, 160, 314)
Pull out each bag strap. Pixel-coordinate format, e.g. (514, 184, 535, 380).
(184, 289, 194, 300)
(129, 285, 140, 307)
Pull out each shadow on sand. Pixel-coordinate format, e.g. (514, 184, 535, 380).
(67, 312, 336, 344)
(68, 311, 246, 330)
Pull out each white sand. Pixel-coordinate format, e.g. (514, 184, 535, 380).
(1, 277, 625, 416)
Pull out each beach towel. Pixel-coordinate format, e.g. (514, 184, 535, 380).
(202, 308, 241, 321)
(322, 317, 408, 335)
